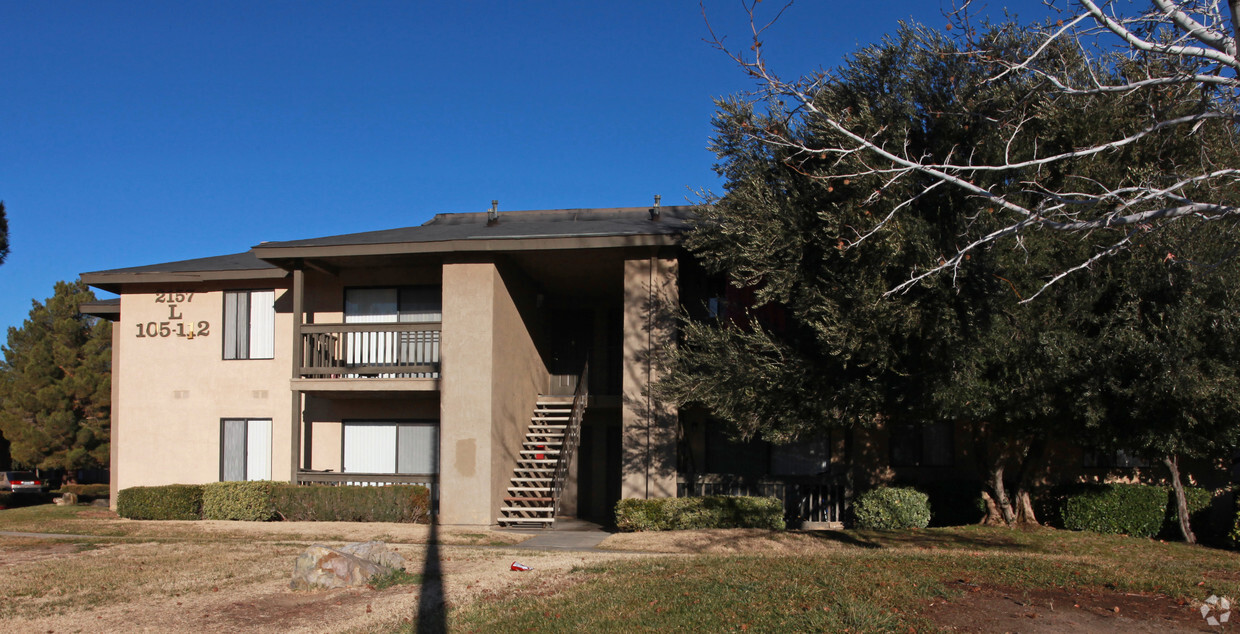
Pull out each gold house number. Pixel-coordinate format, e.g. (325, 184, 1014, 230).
(135, 293, 210, 339)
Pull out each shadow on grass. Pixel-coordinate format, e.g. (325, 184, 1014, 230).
(803, 525, 1032, 552)
(415, 519, 446, 634)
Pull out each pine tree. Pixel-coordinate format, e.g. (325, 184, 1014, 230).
(0, 280, 111, 475)
(0, 201, 10, 266)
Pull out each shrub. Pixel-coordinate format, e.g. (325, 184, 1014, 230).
(614, 496, 785, 531)
(853, 487, 931, 529)
(1060, 484, 1167, 537)
(116, 484, 203, 520)
(1161, 487, 1213, 540)
(271, 484, 431, 523)
(202, 481, 277, 521)
(0, 492, 11, 508)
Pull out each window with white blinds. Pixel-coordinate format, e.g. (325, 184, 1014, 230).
(221, 418, 272, 481)
(343, 422, 439, 475)
(223, 290, 275, 359)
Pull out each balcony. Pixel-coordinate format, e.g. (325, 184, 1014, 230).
(294, 323, 441, 392)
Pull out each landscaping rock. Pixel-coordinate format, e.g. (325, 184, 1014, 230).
(289, 541, 405, 590)
(55, 492, 78, 506)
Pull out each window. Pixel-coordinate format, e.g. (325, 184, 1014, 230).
(889, 422, 954, 467)
(770, 433, 832, 476)
(224, 290, 275, 359)
(344, 287, 441, 378)
(220, 418, 272, 481)
(343, 422, 438, 475)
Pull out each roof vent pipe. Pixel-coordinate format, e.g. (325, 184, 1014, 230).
(650, 194, 661, 220)
(487, 200, 499, 226)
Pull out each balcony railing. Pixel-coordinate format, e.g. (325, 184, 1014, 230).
(678, 474, 850, 527)
(296, 471, 439, 513)
(299, 323, 440, 379)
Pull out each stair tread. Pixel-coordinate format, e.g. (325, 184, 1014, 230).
(498, 517, 555, 523)
(504, 496, 554, 502)
(500, 507, 554, 513)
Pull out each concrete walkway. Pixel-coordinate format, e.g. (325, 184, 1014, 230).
(500, 518, 612, 552)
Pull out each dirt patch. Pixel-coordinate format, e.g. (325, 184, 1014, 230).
(111, 519, 533, 546)
(923, 581, 1212, 632)
(0, 540, 652, 633)
(599, 528, 853, 554)
(0, 540, 99, 567)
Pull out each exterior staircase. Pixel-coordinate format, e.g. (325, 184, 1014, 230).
(496, 397, 575, 527)
(497, 365, 589, 528)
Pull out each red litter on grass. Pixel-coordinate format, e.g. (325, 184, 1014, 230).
(511, 561, 532, 571)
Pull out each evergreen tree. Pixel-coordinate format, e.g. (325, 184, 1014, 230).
(1082, 224, 1240, 542)
(0, 280, 111, 474)
(0, 201, 9, 266)
(661, 20, 1240, 527)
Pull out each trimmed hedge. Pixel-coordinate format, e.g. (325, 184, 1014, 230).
(271, 484, 431, 523)
(1055, 483, 1212, 539)
(853, 487, 931, 529)
(119, 482, 432, 523)
(1162, 486, 1213, 540)
(117, 484, 204, 520)
(615, 496, 785, 531)
(203, 481, 277, 521)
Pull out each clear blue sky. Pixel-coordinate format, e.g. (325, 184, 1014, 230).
(0, 0, 1054, 337)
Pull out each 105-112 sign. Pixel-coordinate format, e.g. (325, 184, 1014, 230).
(135, 292, 210, 339)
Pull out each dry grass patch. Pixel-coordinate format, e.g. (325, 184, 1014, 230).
(599, 528, 852, 554)
(0, 504, 533, 547)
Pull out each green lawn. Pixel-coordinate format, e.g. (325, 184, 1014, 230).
(450, 526, 1240, 632)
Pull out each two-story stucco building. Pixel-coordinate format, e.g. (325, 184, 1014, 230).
(82, 205, 689, 526)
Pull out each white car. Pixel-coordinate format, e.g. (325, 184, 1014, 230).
(0, 471, 48, 494)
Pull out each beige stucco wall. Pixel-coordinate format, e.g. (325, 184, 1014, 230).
(621, 252, 679, 499)
(302, 396, 440, 472)
(439, 262, 498, 525)
(301, 265, 442, 324)
(113, 284, 292, 490)
(438, 259, 547, 525)
(489, 263, 550, 519)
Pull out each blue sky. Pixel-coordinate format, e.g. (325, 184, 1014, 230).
(0, 0, 1054, 336)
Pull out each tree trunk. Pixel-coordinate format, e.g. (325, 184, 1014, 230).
(980, 490, 1006, 525)
(1009, 436, 1048, 526)
(1164, 454, 1196, 544)
(1013, 489, 1038, 524)
(985, 462, 1017, 525)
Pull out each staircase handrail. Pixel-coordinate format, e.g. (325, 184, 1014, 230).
(550, 360, 589, 519)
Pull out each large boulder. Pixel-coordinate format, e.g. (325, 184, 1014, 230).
(290, 541, 405, 590)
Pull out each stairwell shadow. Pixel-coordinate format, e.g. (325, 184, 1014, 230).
(415, 520, 446, 634)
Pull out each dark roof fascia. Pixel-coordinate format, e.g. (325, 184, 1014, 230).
(80, 268, 289, 294)
(79, 299, 121, 321)
(251, 233, 683, 265)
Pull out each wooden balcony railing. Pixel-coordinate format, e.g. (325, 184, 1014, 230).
(299, 323, 440, 379)
(296, 471, 439, 513)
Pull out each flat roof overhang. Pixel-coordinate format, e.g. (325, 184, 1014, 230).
(79, 299, 121, 321)
(252, 233, 681, 270)
(80, 268, 290, 295)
